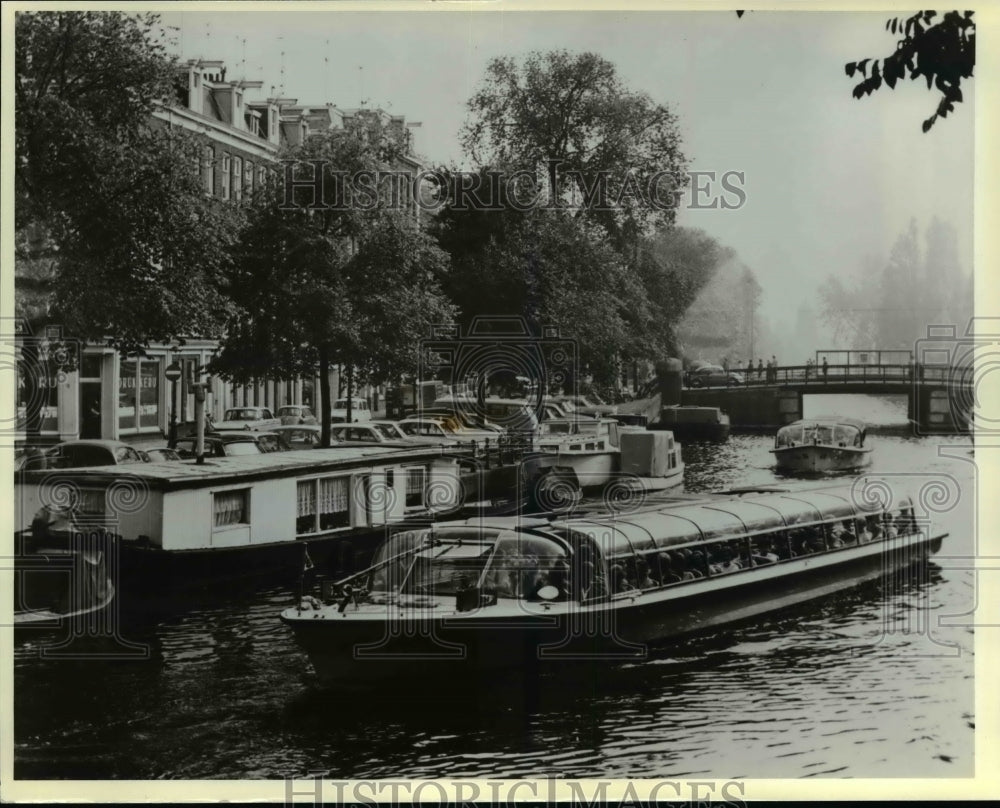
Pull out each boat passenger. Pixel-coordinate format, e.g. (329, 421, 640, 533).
(609, 563, 638, 594)
(635, 557, 658, 589)
(676, 549, 703, 579)
(657, 552, 684, 584)
(884, 514, 899, 539)
(752, 540, 779, 565)
(856, 519, 873, 543)
(840, 520, 858, 546)
(688, 549, 709, 578)
(715, 549, 743, 574)
(867, 516, 883, 542)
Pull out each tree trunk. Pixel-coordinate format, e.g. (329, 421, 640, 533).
(346, 365, 354, 424)
(319, 349, 332, 447)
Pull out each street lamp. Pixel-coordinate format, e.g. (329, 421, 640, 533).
(165, 361, 182, 444)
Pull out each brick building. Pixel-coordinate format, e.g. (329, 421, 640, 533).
(16, 59, 425, 446)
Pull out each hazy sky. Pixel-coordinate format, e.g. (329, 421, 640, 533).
(160, 8, 974, 345)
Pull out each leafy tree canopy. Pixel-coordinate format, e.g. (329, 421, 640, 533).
(845, 10, 975, 132)
(462, 50, 688, 249)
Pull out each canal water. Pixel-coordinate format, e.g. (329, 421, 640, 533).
(13, 396, 977, 779)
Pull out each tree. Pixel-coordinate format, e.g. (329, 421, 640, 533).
(634, 227, 734, 358)
(213, 118, 455, 445)
(462, 50, 688, 249)
(433, 203, 639, 389)
(15, 11, 242, 435)
(845, 10, 975, 132)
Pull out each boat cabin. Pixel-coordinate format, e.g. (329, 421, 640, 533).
(334, 483, 923, 608)
(15, 446, 469, 554)
(775, 418, 867, 449)
(536, 418, 623, 452)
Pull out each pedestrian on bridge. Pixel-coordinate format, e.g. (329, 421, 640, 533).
(822, 357, 829, 380)
(757, 359, 764, 382)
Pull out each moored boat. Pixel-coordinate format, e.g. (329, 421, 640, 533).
(281, 480, 944, 683)
(771, 417, 872, 473)
(533, 418, 684, 493)
(15, 516, 115, 630)
(652, 405, 731, 442)
(14, 445, 481, 590)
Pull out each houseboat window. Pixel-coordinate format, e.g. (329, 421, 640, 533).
(77, 489, 106, 521)
(213, 489, 249, 528)
(405, 467, 426, 508)
(296, 477, 350, 535)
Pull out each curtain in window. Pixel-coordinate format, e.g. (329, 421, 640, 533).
(319, 478, 349, 514)
(214, 490, 247, 527)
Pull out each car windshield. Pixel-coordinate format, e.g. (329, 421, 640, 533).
(223, 441, 261, 456)
(278, 407, 300, 416)
(374, 423, 399, 440)
(225, 409, 260, 421)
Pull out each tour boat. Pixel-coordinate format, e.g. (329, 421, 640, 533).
(14, 521, 115, 630)
(14, 445, 480, 589)
(281, 480, 944, 683)
(771, 417, 873, 473)
(533, 418, 684, 493)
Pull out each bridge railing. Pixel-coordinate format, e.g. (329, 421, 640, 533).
(718, 364, 954, 388)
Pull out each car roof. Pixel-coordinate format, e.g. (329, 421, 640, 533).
(53, 439, 133, 450)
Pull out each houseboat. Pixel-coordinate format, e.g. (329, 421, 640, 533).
(14, 445, 478, 589)
(281, 481, 946, 683)
(772, 417, 873, 473)
(533, 418, 684, 493)
(653, 405, 731, 442)
(14, 519, 115, 630)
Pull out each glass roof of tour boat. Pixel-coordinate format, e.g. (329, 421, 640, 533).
(546, 483, 903, 549)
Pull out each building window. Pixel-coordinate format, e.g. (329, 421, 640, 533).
(16, 350, 60, 433)
(258, 165, 267, 189)
(297, 477, 351, 535)
(221, 154, 231, 200)
(118, 357, 161, 432)
(203, 146, 215, 195)
(405, 467, 426, 508)
(244, 160, 254, 195)
(232, 156, 242, 202)
(213, 489, 250, 529)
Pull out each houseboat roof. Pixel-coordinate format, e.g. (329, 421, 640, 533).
(15, 444, 471, 492)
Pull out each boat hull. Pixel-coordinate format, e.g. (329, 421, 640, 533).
(282, 529, 943, 684)
(772, 445, 872, 473)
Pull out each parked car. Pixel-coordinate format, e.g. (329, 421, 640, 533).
(254, 431, 292, 453)
(369, 419, 444, 445)
(329, 398, 372, 423)
(17, 439, 149, 470)
(268, 424, 326, 449)
(395, 417, 465, 444)
(142, 447, 183, 462)
(684, 365, 743, 388)
(215, 407, 281, 431)
(276, 405, 317, 426)
(555, 395, 617, 417)
(329, 423, 413, 446)
(173, 433, 263, 458)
